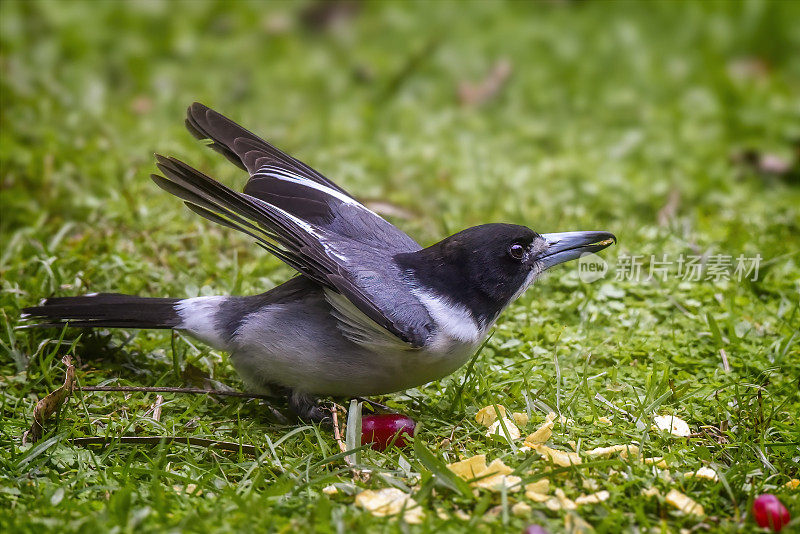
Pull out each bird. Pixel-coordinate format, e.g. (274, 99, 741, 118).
(22, 103, 616, 422)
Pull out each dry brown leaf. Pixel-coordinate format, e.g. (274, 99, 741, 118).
(475, 405, 506, 427)
(24, 355, 75, 444)
(458, 59, 512, 107)
(665, 489, 704, 517)
(355, 488, 424, 524)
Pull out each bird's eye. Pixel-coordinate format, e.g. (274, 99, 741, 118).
(509, 243, 525, 260)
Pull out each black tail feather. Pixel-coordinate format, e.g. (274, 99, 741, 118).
(22, 293, 181, 330)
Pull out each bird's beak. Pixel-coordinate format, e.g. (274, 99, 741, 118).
(538, 231, 616, 271)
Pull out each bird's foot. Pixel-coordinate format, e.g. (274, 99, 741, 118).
(288, 390, 332, 425)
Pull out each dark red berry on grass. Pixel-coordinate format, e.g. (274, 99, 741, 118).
(360, 414, 415, 451)
(752, 494, 790, 532)
(522, 525, 549, 534)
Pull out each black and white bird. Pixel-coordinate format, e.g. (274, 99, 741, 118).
(22, 103, 615, 421)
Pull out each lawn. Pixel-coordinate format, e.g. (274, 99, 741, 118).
(1, 1, 799, 532)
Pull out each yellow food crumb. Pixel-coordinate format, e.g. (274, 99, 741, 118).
(684, 466, 718, 482)
(665, 489, 704, 517)
(486, 418, 521, 441)
(575, 490, 610, 505)
(322, 484, 338, 496)
(355, 488, 425, 524)
(785, 479, 799, 490)
(511, 501, 532, 518)
(524, 419, 554, 445)
(597, 416, 613, 425)
(512, 412, 530, 427)
(644, 457, 668, 469)
(476, 405, 506, 427)
(532, 444, 582, 467)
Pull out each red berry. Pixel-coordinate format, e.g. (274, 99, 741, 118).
(753, 494, 791, 531)
(360, 414, 416, 451)
(522, 525, 549, 534)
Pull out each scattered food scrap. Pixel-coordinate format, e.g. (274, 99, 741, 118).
(513, 412, 530, 427)
(532, 444, 582, 467)
(524, 419, 554, 445)
(653, 415, 691, 437)
(524, 479, 551, 501)
(784, 479, 799, 490)
(545, 488, 577, 511)
(575, 490, 610, 505)
(322, 485, 338, 495)
(355, 488, 424, 524)
(476, 405, 507, 426)
(644, 457, 668, 469)
(447, 455, 522, 492)
(584, 444, 639, 459)
(512, 501, 532, 518)
(665, 489, 704, 517)
(597, 416, 613, 425)
(486, 417, 521, 441)
(684, 467, 719, 482)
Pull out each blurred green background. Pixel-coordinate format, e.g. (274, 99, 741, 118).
(1, 1, 799, 532)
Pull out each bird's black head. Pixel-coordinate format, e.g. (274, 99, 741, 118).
(396, 223, 615, 326)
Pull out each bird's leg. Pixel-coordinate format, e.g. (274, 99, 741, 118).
(288, 390, 331, 424)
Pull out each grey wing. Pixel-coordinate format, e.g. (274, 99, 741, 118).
(152, 106, 434, 348)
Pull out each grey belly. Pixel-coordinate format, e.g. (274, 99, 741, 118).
(226, 288, 475, 396)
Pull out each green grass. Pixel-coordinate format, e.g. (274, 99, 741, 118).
(2, 1, 799, 532)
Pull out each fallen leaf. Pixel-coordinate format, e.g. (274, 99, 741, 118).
(665, 489, 704, 517)
(575, 490, 610, 505)
(653, 415, 691, 437)
(23, 355, 75, 444)
(475, 405, 506, 427)
(524, 419, 554, 445)
(684, 467, 719, 482)
(532, 444, 582, 467)
(355, 488, 424, 524)
(513, 412, 530, 427)
(458, 58, 512, 107)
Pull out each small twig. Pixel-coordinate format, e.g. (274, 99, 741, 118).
(330, 403, 349, 459)
(71, 435, 259, 455)
(81, 385, 273, 400)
